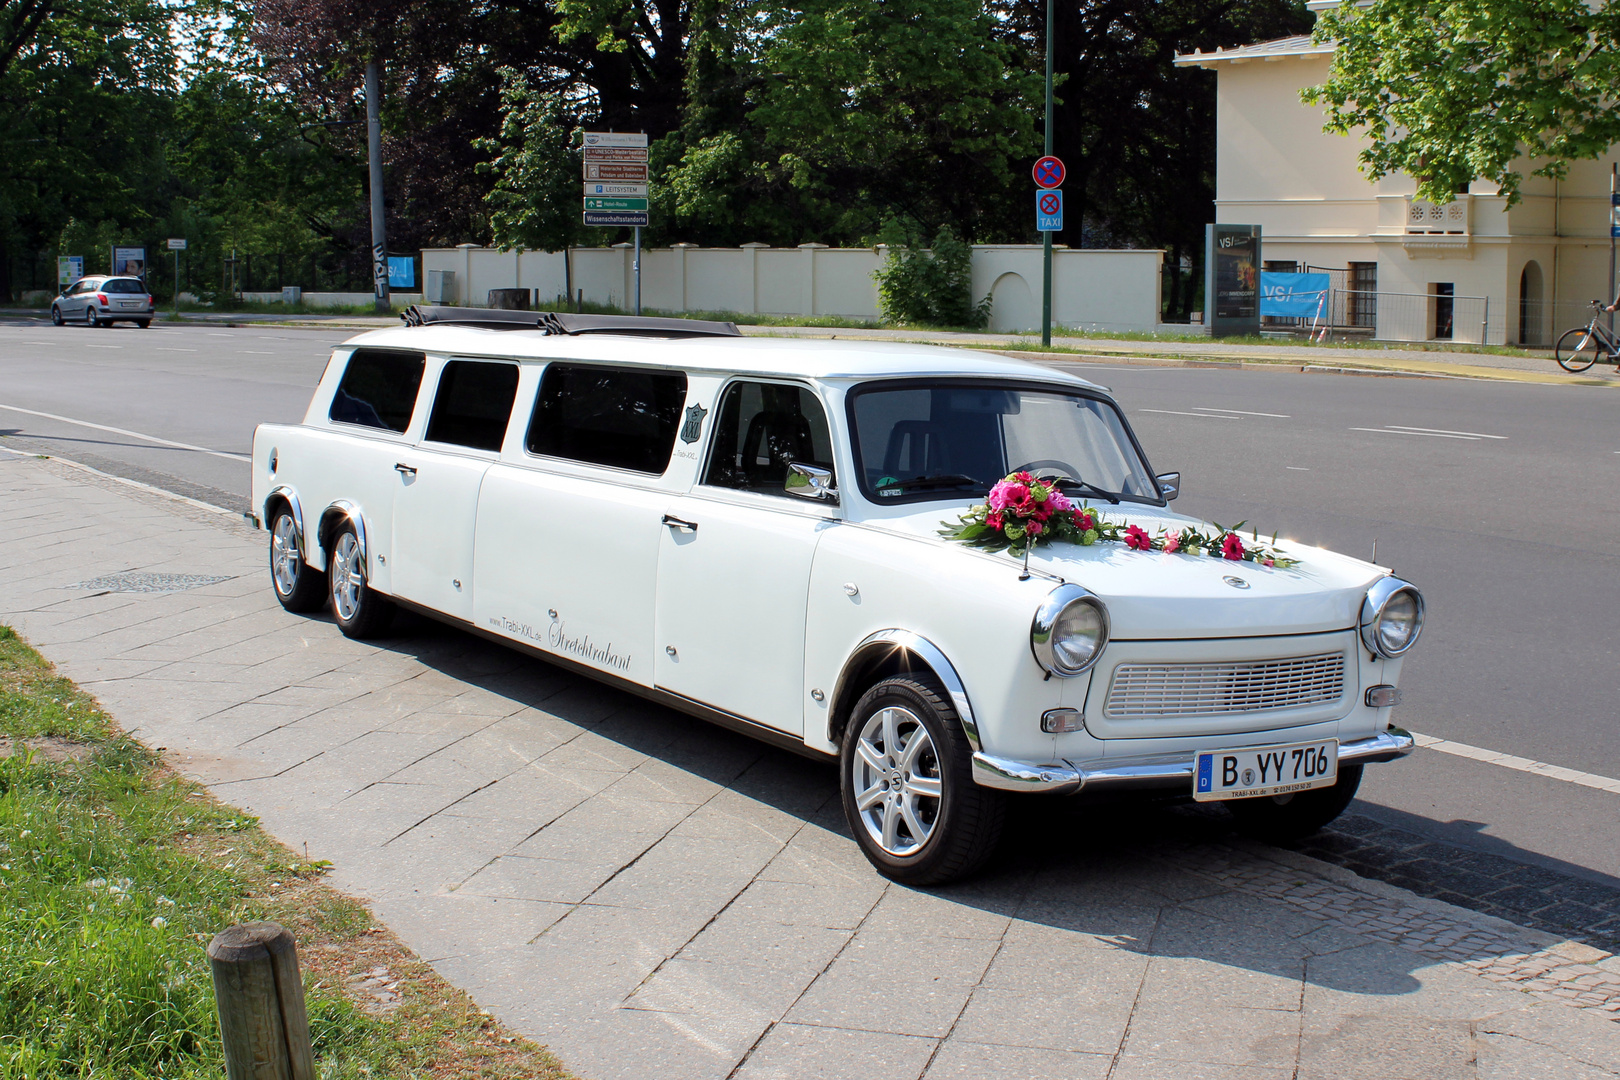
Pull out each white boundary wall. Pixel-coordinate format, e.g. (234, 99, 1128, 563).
(421, 244, 1163, 334)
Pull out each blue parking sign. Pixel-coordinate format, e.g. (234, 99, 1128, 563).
(1036, 189, 1063, 232)
(387, 257, 415, 288)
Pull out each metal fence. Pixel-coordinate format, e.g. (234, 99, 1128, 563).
(1292, 290, 1507, 347)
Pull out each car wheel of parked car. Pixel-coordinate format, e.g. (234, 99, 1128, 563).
(269, 510, 328, 613)
(135, 319, 150, 329)
(841, 675, 1005, 885)
(327, 523, 394, 638)
(1224, 763, 1363, 844)
(51, 306, 63, 326)
(84, 306, 99, 327)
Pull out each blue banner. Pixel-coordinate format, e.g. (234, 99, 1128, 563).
(1259, 272, 1328, 317)
(387, 257, 415, 288)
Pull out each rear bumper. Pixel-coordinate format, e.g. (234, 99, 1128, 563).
(970, 728, 1416, 796)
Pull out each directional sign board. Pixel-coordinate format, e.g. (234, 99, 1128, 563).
(585, 196, 648, 211)
(586, 182, 649, 197)
(1036, 189, 1063, 232)
(583, 147, 649, 162)
(1033, 156, 1065, 189)
(583, 132, 647, 148)
(585, 163, 648, 181)
(167, 238, 187, 251)
(584, 211, 650, 227)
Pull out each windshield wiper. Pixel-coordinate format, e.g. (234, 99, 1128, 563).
(878, 474, 985, 493)
(1049, 477, 1121, 504)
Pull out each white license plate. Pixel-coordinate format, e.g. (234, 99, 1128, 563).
(119, 301, 141, 308)
(1193, 738, 1338, 801)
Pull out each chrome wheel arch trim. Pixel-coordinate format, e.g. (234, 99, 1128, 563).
(265, 485, 306, 552)
(319, 500, 368, 574)
(829, 628, 980, 753)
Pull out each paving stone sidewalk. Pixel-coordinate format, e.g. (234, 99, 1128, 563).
(2, 453, 1617, 1080)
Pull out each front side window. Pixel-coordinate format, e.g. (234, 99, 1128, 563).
(703, 381, 834, 495)
(328, 349, 426, 434)
(525, 363, 687, 474)
(425, 360, 519, 451)
(848, 381, 1158, 504)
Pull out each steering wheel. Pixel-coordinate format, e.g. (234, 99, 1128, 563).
(1011, 459, 1083, 482)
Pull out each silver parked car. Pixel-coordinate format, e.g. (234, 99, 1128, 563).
(51, 276, 154, 328)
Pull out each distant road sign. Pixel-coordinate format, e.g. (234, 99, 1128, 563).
(583, 146, 649, 162)
(586, 182, 649, 197)
(583, 132, 647, 148)
(585, 163, 649, 181)
(1037, 189, 1063, 232)
(584, 211, 650, 227)
(1033, 156, 1066, 189)
(584, 196, 649, 211)
(167, 238, 187, 250)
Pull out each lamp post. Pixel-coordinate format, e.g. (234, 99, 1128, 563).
(365, 60, 389, 313)
(1041, 0, 1054, 348)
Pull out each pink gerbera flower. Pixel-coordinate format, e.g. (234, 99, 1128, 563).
(1125, 524, 1154, 551)
(1221, 533, 1246, 561)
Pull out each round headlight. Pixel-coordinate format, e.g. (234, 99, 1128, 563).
(1360, 577, 1424, 658)
(1031, 585, 1110, 677)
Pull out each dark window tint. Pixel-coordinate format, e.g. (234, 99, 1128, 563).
(425, 360, 519, 451)
(103, 279, 145, 293)
(526, 363, 687, 474)
(328, 349, 425, 433)
(704, 381, 834, 495)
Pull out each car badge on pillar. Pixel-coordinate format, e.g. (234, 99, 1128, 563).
(680, 404, 708, 444)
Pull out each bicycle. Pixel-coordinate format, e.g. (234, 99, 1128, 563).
(1554, 301, 1620, 372)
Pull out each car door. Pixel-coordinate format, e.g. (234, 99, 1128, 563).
(322, 347, 429, 593)
(64, 281, 87, 317)
(653, 379, 839, 735)
(391, 358, 519, 622)
(473, 361, 689, 688)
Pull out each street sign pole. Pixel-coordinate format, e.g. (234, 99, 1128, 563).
(174, 250, 180, 318)
(1041, 0, 1054, 348)
(365, 60, 390, 313)
(634, 226, 642, 316)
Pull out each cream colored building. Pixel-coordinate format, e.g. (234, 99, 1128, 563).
(1176, 3, 1619, 346)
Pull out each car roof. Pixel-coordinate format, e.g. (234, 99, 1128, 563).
(341, 324, 1107, 391)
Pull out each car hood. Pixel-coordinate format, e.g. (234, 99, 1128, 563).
(858, 503, 1387, 639)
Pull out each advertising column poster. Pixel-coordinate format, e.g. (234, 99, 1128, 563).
(113, 246, 147, 278)
(1204, 224, 1261, 337)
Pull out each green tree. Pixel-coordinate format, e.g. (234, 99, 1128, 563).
(475, 69, 583, 255)
(1306, 0, 1620, 206)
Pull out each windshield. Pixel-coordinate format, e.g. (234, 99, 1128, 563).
(848, 381, 1159, 504)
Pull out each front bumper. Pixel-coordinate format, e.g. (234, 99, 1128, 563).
(971, 728, 1416, 796)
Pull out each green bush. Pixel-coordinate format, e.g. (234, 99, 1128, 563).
(874, 224, 991, 329)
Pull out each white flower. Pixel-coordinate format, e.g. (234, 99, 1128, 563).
(151, 916, 167, 929)
(18, 830, 30, 839)
(86, 878, 107, 889)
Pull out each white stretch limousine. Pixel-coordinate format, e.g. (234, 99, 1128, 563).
(250, 309, 1422, 883)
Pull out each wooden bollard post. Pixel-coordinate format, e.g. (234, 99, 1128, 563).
(207, 922, 316, 1080)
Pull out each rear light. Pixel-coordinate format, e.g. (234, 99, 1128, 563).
(96, 293, 108, 304)
(148, 295, 154, 306)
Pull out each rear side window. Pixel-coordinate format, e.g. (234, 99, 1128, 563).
(329, 349, 425, 433)
(103, 279, 145, 294)
(425, 360, 519, 451)
(525, 363, 688, 474)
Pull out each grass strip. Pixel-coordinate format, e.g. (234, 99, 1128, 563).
(0, 624, 575, 1079)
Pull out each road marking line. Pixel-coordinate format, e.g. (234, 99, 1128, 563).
(1194, 407, 1290, 418)
(0, 403, 251, 462)
(1286, 466, 1310, 471)
(1386, 425, 1507, 439)
(1140, 409, 1242, 419)
(81, 344, 122, 349)
(156, 348, 198, 352)
(1411, 732, 1620, 795)
(1350, 427, 1479, 441)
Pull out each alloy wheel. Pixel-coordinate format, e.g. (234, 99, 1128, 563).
(271, 515, 302, 597)
(330, 531, 364, 621)
(849, 705, 943, 856)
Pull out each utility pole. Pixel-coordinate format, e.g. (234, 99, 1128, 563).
(1041, 0, 1055, 348)
(1609, 164, 1617, 337)
(365, 60, 390, 313)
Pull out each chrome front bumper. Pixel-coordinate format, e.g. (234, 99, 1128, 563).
(971, 728, 1416, 796)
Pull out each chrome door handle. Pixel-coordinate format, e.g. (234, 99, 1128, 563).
(661, 514, 698, 532)
(394, 462, 417, 476)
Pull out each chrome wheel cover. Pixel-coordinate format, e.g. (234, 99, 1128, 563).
(850, 706, 942, 856)
(270, 514, 301, 596)
(331, 531, 364, 621)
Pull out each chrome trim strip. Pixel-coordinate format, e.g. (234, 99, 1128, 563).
(834, 629, 981, 752)
(265, 485, 304, 546)
(323, 500, 367, 572)
(969, 730, 1415, 795)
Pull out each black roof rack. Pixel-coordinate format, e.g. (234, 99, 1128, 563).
(400, 306, 741, 338)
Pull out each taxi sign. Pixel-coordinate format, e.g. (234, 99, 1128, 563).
(1036, 189, 1063, 232)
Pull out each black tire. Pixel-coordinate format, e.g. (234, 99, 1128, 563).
(268, 509, 327, 613)
(50, 306, 63, 326)
(135, 319, 150, 329)
(1225, 763, 1363, 845)
(85, 306, 99, 328)
(1555, 327, 1601, 373)
(840, 675, 1005, 885)
(327, 522, 394, 638)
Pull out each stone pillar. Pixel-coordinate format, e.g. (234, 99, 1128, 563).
(741, 242, 769, 315)
(672, 243, 697, 313)
(799, 243, 828, 317)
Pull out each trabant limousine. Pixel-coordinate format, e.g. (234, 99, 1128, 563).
(250, 308, 1422, 884)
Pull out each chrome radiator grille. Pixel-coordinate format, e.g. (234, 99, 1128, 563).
(1103, 652, 1346, 718)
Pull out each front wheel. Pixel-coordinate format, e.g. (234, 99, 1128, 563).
(269, 510, 327, 613)
(1224, 763, 1363, 844)
(327, 523, 394, 638)
(840, 675, 1004, 885)
(1555, 327, 1601, 372)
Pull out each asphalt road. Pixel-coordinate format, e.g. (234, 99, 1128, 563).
(1, 319, 1617, 899)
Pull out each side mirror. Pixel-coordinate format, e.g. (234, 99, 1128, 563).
(1156, 472, 1181, 501)
(786, 462, 838, 502)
